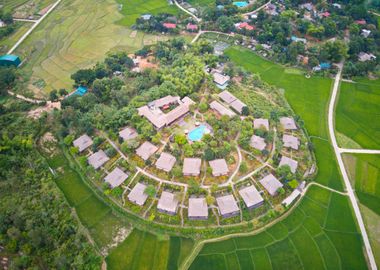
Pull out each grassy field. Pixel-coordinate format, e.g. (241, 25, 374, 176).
(116, 0, 181, 26)
(335, 80, 380, 149)
(106, 231, 194, 270)
(46, 147, 130, 250)
(14, 0, 172, 97)
(224, 46, 344, 191)
(187, 0, 215, 9)
(190, 185, 368, 270)
(0, 0, 29, 11)
(0, 21, 31, 54)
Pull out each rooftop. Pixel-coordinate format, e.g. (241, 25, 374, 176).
(88, 150, 110, 170)
(155, 152, 176, 172)
(210, 100, 236, 117)
(230, 99, 247, 114)
(279, 156, 298, 173)
(119, 127, 138, 141)
(280, 117, 297, 130)
(157, 191, 179, 213)
(259, 174, 283, 196)
(219, 90, 236, 104)
(250, 135, 266, 151)
(104, 167, 129, 188)
(128, 183, 148, 206)
(216, 194, 240, 216)
(209, 159, 229, 176)
(136, 141, 158, 161)
(213, 72, 230, 87)
(253, 118, 269, 130)
(73, 134, 93, 152)
(282, 189, 301, 207)
(188, 197, 208, 218)
(183, 158, 202, 176)
(282, 134, 300, 150)
(239, 185, 264, 208)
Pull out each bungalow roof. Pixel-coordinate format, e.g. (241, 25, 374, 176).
(209, 159, 229, 176)
(136, 141, 158, 161)
(155, 152, 176, 172)
(216, 194, 239, 216)
(279, 156, 298, 173)
(239, 185, 264, 208)
(259, 174, 283, 196)
(250, 135, 266, 151)
(128, 183, 148, 206)
(157, 191, 179, 213)
(183, 158, 202, 176)
(88, 150, 110, 170)
(188, 197, 208, 218)
(210, 100, 236, 117)
(104, 167, 129, 188)
(73, 134, 93, 152)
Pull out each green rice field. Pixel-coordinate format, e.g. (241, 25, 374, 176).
(116, 0, 181, 26)
(224, 46, 344, 191)
(336, 80, 380, 149)
(14, 0, 171, 97)
(106, 231, 194, 270)
(187, 0, 215, 9)
(189, 185, 368, 270)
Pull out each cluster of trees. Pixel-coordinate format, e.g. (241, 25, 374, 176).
(0, 67, 17, 95)
(0, 9, 15, 40)
(0, 102, 100, 268)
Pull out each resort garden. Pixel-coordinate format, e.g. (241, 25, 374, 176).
(57, 38, 315, 231)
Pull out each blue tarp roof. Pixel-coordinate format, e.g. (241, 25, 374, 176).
(0, 54, 20, 62)
(74, 86, 88, 96)
(0, 54, 21, 67)
(320, 63, 331, 69)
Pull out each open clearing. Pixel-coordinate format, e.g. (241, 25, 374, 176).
(106, 231, 194, 270)
(336, 80, 380, 149)
(116, 0, 181, 26)
(225, 46, 344, 191)
(14, 0, 171, 97)
(190, 185, 367, 270)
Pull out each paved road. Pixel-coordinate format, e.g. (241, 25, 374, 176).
(8, 0, 63, 54)
(339, 148, 380, 154)
(13, 18, 38, 23)
(328, 63, 377, 270)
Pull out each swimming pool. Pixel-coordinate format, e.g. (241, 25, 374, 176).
(188, 125, 209, 142)
(233, 1, 248, 8)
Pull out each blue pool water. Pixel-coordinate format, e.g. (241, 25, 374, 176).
(233, 1, 248, 8)
(188, 125, 208, 141)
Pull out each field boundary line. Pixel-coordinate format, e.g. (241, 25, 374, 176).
(302, 225, 328, 270)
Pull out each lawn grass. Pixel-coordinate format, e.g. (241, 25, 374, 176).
(190, 185, 368, 270)
(0, 0, 29, 11)
(187, 0, 215, 8)
(116, 0, 180, 27)
(14, 0, 171, 97)
(225, 46, 344, 191)
(106, 230, 194, 270)
(335, 80, 380, 149)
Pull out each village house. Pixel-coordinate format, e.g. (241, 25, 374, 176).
(218, 90, 247, 114)
(186, 23, 198, 32)
(119, 127, 138, 141)
(254, 118, 269, 131)
(259, 174, 283, 196)
(188, 197, 208, 219)
(209, 159, 229, 177)
(250, 135, 266, 151)
(155, 152, 176, 172)
(282, 189, 301, 207)
(212, 71, 231, 89)
(163, 23, 176, 29)
(235, 22, 255, 31)
(239, 185, 264, 209)
(128, 183, 149, 206)
(88, 150, 110, 170)
(136, 141, 158, 161)
(279, 156, 298, 173)
(280, 117, 297, 130)
(358, 52, 377, 62)
(73, 134, 93, 152)
(157, 191, 179, 215)
(282, 134, 300, 150)
(104, 167, 129, 188)
(361, 29, 371, 38)
(138, 95, 195, 129)
(210, 100, 236, 117)
(183, 158, 202, 176)
(216, 194, 240, 218)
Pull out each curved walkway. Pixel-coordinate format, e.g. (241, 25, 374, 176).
(328, 63, 377, 270)
(7, 90, 45, 104)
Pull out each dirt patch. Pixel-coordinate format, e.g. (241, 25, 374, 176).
(28, 101, 61, 119)
(101, 227, 132, 256)
(129, 30, 137, 38)
(39, 132, 58, 156)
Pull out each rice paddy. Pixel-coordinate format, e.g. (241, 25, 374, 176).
(14, 0, 171, 97)
(189, 185, 368, 270)
(335, 79, 380, 149)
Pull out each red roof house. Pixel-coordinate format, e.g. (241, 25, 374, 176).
(355, 19, 366, 25)
(235, 22, 255, 31)
(187, 23, 198, 31)
(163, 23, 177, 29)
(320, 11, 330, 17)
